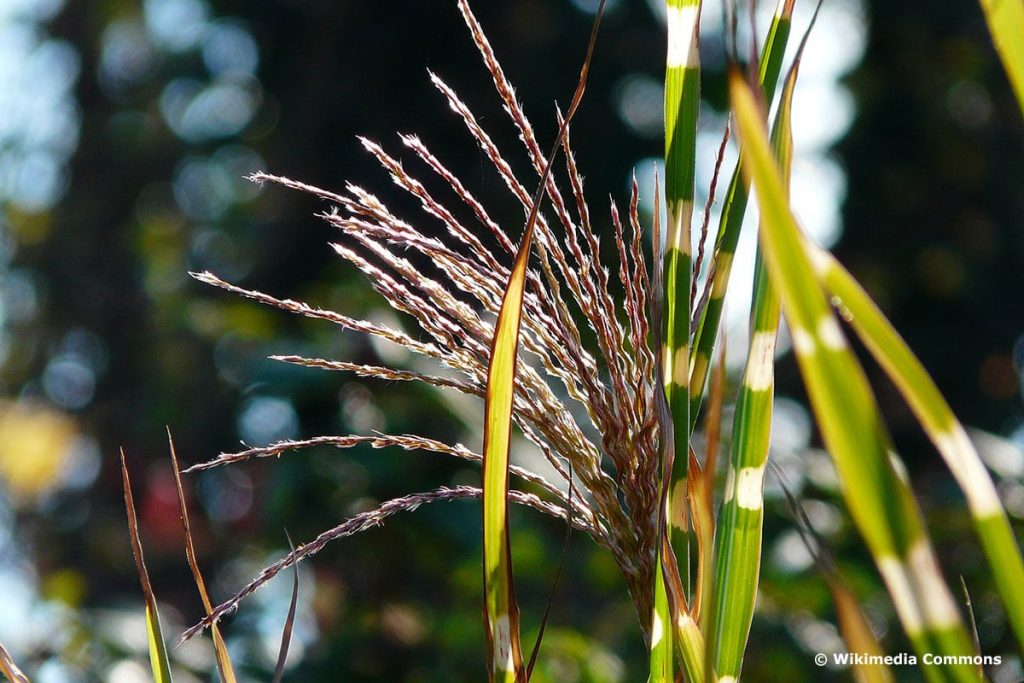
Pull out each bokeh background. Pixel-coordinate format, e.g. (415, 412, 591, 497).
(1, 0, 1022, 681)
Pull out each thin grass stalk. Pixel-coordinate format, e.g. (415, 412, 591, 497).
(690, 344, 726, 631)
(731, 71, 982, 683)
(809, 244, 1024, 652)
(688, 0, 795, 430)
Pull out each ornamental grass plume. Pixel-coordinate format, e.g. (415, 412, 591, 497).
(183, 0, 665, 642)
(160, 0, 1024, 681)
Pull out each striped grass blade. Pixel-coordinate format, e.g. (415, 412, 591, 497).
(481, 4, 605, 680)
(708, 41, 797, 681)
(730, 70, 983, 683)
(808, 244, 1024, 652)
(661, 0, 701, 551)
(977, 0, 1024, 113)
(688, 0, 795, 431)
(648, 174, 705, 683)
(167, 432, 238, 683)
(655, 0, 703, 677)
(707, 9, 818, 676)
(120, 449, 174, 683)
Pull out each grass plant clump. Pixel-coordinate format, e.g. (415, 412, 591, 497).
(1, 1, 1013, 681)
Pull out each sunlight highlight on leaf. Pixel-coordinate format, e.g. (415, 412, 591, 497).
(978, 0, 1024, 113)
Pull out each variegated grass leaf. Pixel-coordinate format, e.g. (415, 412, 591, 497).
(689, 0, 795, 431)
(731, 69, 983, 683)
(808, 243, 1024, 652)
(654, 0, 704, 679)
(707, 9, 807, 677)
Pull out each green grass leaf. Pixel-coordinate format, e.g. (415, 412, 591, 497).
(708, 30, 799, 677)
(688, 0, 795, 431)
(730, 69, 983, 683)
(809, 245, 1024, 653)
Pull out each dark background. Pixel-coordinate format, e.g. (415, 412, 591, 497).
(1, 0, 1022, 681)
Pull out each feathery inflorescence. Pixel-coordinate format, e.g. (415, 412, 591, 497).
(185, 0, 663, 638)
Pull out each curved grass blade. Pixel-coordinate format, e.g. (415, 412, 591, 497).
(0, 642, 30, 683)
(480, 4, 605, 680)
(730, 71, 983, 683)
(272, 532, 300, 683)
(120, 449, 174, 683)
(688, 0, 796, 430)
(808, 244, 1024, 652)
(978, 0, 1024, 113)
(167, 432, 238, 683)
